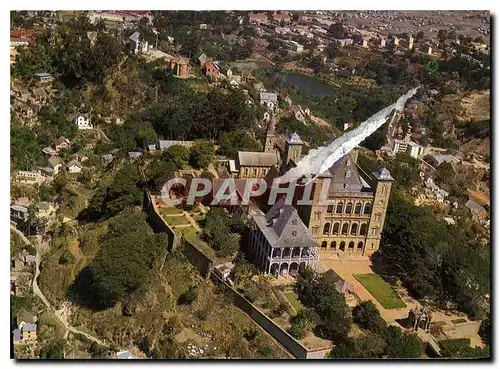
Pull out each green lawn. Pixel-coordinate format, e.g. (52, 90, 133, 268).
(160, 207, 184, 215)
(284, 291, 304, 312)
(163, 215, 191, 226)
(354, 274, 406, 309)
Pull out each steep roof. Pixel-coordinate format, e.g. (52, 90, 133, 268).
(237, 151, 278, 168)
(285, 132, 304, 145)
(253, 197, 317, 248)
(22, 323, 37, 332)
(318, 154, 365, 192)
(129, 31, 140, 42)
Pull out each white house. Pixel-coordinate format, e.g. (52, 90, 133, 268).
(392, 139, 424, 159)
(129, 31, 148, 54)
(67, 160, 83, 174)
(260, 92, 278, 111)
(76, 114, 93, 130)
(48, 155, 64, 175)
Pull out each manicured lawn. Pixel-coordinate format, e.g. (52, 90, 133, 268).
(160, 207, 184, 215)
(354, 274, 406, 309)
(284, 291, 304, 312)
(163, 215, 191, 226)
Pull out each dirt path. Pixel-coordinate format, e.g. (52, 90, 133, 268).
(13, 229, 107, 347)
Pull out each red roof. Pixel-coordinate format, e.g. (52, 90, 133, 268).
(248, 12, 268, 21)
(10, 28, 35, 39)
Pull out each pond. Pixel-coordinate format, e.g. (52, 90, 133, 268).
(284, 72, 336, 97)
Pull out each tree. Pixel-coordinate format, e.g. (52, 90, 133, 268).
(309, 55, 325, 73)
(328, 333, 386, 358)
(11, 125, 40, 170)
(295, 266, 351, 341)
(289, 309, 318, 339)
(219, 131, 262, 159)
(39, 339, 65, 359)
(328, 23, 346, 38)
(352, 301, 386, 334)
(69, 213, 168, 310)
(383, 325, 423, 358)
(438, 29, 448, 44)
(203, 208, 241, 257)
(325, 42, 340, 60)
(189, 140, 215, 169)
(161, 145, 190, 169)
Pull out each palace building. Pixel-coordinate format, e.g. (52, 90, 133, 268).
(281, 134, 394, 257)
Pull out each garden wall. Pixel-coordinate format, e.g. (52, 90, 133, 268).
(211, 274, 332, 359)
(144, 191, 181, 250)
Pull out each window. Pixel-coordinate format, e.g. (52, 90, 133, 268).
(253, 168, 258, 177)
(323, 223, 331, 235)
(371, 227, 379, 236)
(321, 241, 327, 248)
(341, 223, 348, 235)
(381, 184, 387, 194)
(364, 203, 371, 215)
(336, 202, 343, 214)
(331, 241, 336, 249)
(340, 241, 345, 251)
(350, 223, 358, 235)
(346, 202, 353, 214)
(291, 219, 297, 225)
(327, 205, 334, 213)
(360, 223, 368, 236)
(375, 213, 381, 222)
(357, 242, 364, 249)
(291, 231, 297, 237)
(314, 211, 321, 221)
(332, 222, 340, 234)
(312, 226, 319, 236)
(371, 243, 375, 249)
(355, 202, 362, 214)
(348, 241, 355, 249)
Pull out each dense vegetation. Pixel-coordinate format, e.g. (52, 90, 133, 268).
(373, 191, 490, 319)
(68, 213, 168, 310)
(329, 301, 423, 358)
(294, 266, 351, 342)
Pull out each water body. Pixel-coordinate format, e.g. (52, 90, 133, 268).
(284, 72, 336, 97)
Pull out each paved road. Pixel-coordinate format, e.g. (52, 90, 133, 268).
(12, 226, 106, 346)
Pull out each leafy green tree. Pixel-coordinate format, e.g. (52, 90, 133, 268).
(295, 266, 351, 341)
(352, 301, 386, 334)
(219, 131, 262, 159)
(328, 333, 386, 358)
(289, 309, 318, 339)
(383, 325, 423, 358)
(203, 208, 240, 257)
(161, 145, 190, 169)
(69, 213, 168, 309)
(39, 339, 65, 359)
(328, 23, 346, 38)
(189, 140, 215, 169)
(11, 126, 40, 170)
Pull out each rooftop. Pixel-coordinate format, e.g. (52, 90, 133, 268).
(253, 197, 317, 249)
(285, 132, 304, 145)
(237, 151, 278, 168)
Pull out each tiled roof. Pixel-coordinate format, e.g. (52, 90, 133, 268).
(285, 132, 304, 145)
(253, 197, 317, 249)
(237, 151, 278, 167)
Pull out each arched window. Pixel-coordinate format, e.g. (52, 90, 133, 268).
(339, 241, 345, 251)
(321, 241, 327, 248)
(323, 223, 331, 235)
(355, 202, 362, 214)
(341, 223, 349, 235)
(357, 242, 364, 249)
(364, 203, 371, 215)
(336, 202, 343, 214)
(332, 222, 340, 234)
(350, 223, 358, 235)
(327, 205, 334, 213)
(360, 223, 368, 236)
(348, 241, 355, 249)
(331, 241, 336, 249)
(346, 202, 353, 214)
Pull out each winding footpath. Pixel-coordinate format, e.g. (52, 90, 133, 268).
(11, 225, 106, 346)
